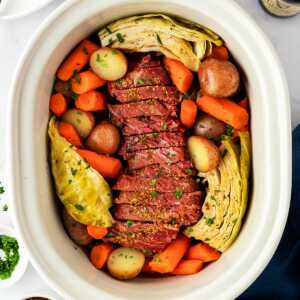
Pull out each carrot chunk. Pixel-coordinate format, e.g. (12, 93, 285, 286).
(197, 95, 249, 130)
(77, 149, 122, 178)
(180, 99, 197, 128)
(171, 259, 203, 275)
(186, 242, 221, 262)
(149, 234, 190, 273)
(163, 57, 193, 93)
(71, 70, 106, 94)
(87, 225, 108, 239)
(49, 93, 68, 117)
(75, 90, 106, 112)
(58, 122, 82, 147)
(57, 40, 98, 81)
(208, 46, 229, 61)
(90, 243, 113, 269)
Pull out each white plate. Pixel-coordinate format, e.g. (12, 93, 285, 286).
(0, 225, 28, 289)
(0, 0, 55, 20)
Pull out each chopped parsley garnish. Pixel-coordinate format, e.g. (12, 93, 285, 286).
(224, 124, 234, 136)
(210, 196, 217, 202)
(107, 38, 114, 46)
(112, 49, 118, 55)
(106, 232, 114, 237)
(168, 152, 177, 157)
(170, 218, 177, 225)
(74, 203, 84, 211)
(185, 168, 193, 175)
(71, 168, 77, 176)
(68, 179, 72, 184)
(161, 122, 168, 130)
(126, 220, 134, 226)
(73, 70, 81, 84)
(0, 235, 20, 280)
(0, 183, 4, 194)
(77, 160, 82, 166)
(70, 91, 78, 101)
(116, 33, 125, 43)
(96, 54, 108, 68)
(206, 218, 215, 225)
(156, 33, 163, 45)
(150, 191, 159, 198)
(149, 179, 157, 188)
(175, 190, 183, 199)
(137, 78, 145, 85)
(2, 204, 8, 212)
(82, 47, 89, 55)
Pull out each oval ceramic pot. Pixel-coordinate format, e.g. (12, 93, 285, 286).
(7, 0, 291, 299)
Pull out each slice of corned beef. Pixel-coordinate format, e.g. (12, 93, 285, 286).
(115, 191, 202, 206)
(108, 100, 177, 120)
(128, 54, 161, 70)
(109, 66, 170, 90)
(114, 203, 201, 225)
(122, 116, 183, 136)
(113, 175, 198, 193)
(108, 86, 180, 104)
(119, 132, 185, 154)
(104, 221, 179, 252)
(129, 161, 196, 178)
(125, 147, 186, 169)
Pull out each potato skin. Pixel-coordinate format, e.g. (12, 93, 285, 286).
(107, 247, 145, 280)
(198, 58, 240, 98)
(62, 209, 93, 246)
(86, 122, 120, 154)
(188, 136, 221, 172)
(194, 114, 225, 139)
(62, 108, 95, 139)
(90, 48, 128, 81)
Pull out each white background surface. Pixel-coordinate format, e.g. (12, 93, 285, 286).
(0, 0, 299, 299)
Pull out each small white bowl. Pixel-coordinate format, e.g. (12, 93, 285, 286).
(0, 224, 28, 289)
(19, 289, 62, 300)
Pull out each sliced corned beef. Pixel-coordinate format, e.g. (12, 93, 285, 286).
(129, 54, 161, 69)
(114, 203, 201, 225)
(104, 221, 179, 252)
(108, 100, 177, 120)
(122, 116, 183, 136)
(129, 161, 196, 178)
(119, 132, 185, 154)
(113, 175, 198, 193)
(109, 66, 170, 90)
(109, 86, 180, 104)
(125, 147, 186, 170)
(115, 191, 202, 206)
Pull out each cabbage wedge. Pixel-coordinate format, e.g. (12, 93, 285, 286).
(99, 14, 222, 71)
(48, 117, 113, 227)
(184, 133, 251, 252)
